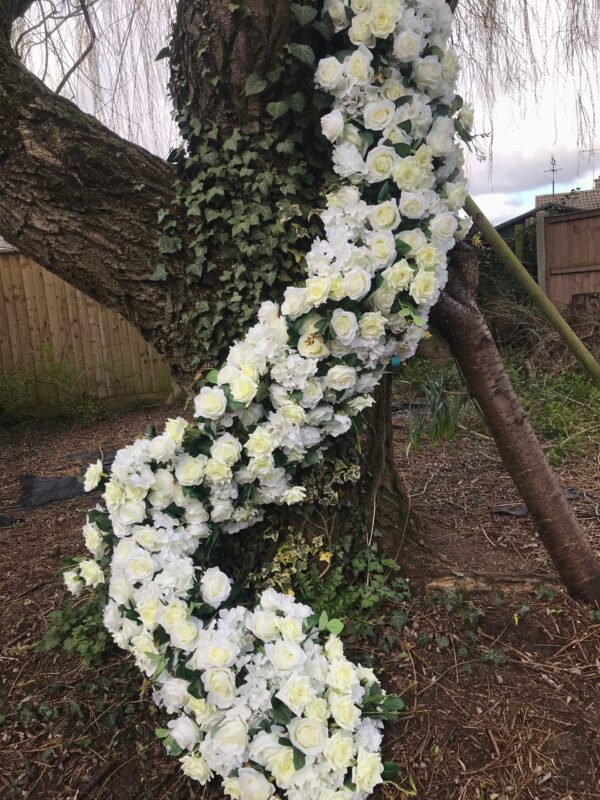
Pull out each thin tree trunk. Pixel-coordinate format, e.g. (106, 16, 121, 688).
(431, 244, 600, 603)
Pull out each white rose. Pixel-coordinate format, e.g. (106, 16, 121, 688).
(368, 231, 396, 266)
(368, 200, 400, 230)
(328, 658, 360, 692)
(392, 157, 423, 191)
(79, 559, 105, 587)
(211, 433, 242, 466)
(349, 12, 374, 46)
(186, 696, 214, 724)
(200, 567, 232, 608)
(331, 309, 359, 345)
(344, 47, 373, 87)
(276, 674, 314, 715)
(63, 568, 83, 596)
(266, 640, 307, 672)
(245, 427, 275, 457)
(238, 768, 274, 800)
(325, 365, 356, 392)
(194, 386, 227, 420)
(397, 227, 427, 255)
(383, 260, 414, 291)
(324, 731, 355, 770)
(267, 747, 296, 787)
(288, 718, 328, 757)
(165, 416, 187, 445)
(108, 574, 132, 605)
(250, 610, 280, 640)
(315, 56, 345, 90)
(83, 522, 104, 557)
(281, 287, 309, 319)
(426, 116, 454, 157)
(414, 55, 444, 91)
(159, 677, 190, 713)
(125, 548, 155, 583)
(170, 618, 199, 651)
(149, 434, 176, 462)
(414, 144, 433, 170)
(213, 717, 249, 754)
(343, 268, 371, 300)
(329, 692, 361, 730)
(325, 635, 344, 660)
(365, 145, 397, 182)
(304, 698, 329, 722)
(248, 454, 274, 477)
(363, 99, 396, 131)
(409, 270, 439, 304)
(399, 191, 428, 219)
(321, 109, 344, 142)
(359, 311, 386, 340)
(445, 180, 468, 210)
(167, 715, 199, 750)
(180, 754, 213, 783)
(278, 616, 304, 643)
(83, 459, 103, 492)
(175, 455, 206, 486)
(301, 378, 324, 409)
(230, 373, 258, 404)
(351, 0, 371, 11)
(298, 333, 330, 359)
(202, 667, 236, 708)
(430, 212, 458, 244)
(280, 402, 307, 425)
(353, 748, 384, 792)
(416, 244, 442, 270)
(305, 276, 331, 307)
(393, 29, 422, 61)
(281, 486, 307, 505)
(204, 459, 232, 484)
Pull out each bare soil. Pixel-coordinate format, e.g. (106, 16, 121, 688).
(1, 400, 599, 800)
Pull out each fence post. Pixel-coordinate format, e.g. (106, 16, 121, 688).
(536, 211, 547, 293)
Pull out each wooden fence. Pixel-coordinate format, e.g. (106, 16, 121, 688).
(0, 248, 172, 408)
(537, 208, 600, 311)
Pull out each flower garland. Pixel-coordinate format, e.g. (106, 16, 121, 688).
(64, 1, 472, 798)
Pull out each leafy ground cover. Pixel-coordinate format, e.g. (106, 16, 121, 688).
(1, 360, 599, 799)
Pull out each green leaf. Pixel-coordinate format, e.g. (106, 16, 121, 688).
(287, 42, 315, 67)
(271, 696, 293, 725)
(318, 610, 329, 630)
(149, 263, 167, 281)
(376, 181, 392, 203)
(266, 100, 290, 119)
(205, 369, 219, 384)
(245, 74, 268, 96)
(327, 619, 345, 635)
(155, 46, 170, 61)
(155, 727, 170, 739)
(382, 695, 405, 713)
(158, 234, 182, 254)
(428, 45, 445, 60)
(291, 3, 317, 25)
(393, 143, 412, 157)
(395, 239, 412, 258)
(288, 92, 306, 112)
(382, 762, 401, 781)
(293, 746, 306, 770)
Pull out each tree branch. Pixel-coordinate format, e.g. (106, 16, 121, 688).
(0, 5, 201, 372)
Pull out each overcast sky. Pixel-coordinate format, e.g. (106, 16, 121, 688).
(465, 66, 599, 224)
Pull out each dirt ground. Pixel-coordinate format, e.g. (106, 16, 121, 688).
(1, 397, 599, 800)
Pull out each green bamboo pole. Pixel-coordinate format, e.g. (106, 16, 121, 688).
(465, 195, 600, 384)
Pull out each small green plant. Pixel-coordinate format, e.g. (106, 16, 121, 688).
(38, 590, 112, 668)
(481, 648, 506, 666)
(533, 584, 557, 602)
(402, 364, 465, 448)
(426, 586, 485, 627)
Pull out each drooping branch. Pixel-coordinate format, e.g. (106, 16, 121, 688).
(431, 245, 600, 604)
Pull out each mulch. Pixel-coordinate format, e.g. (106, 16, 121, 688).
(0, 400, 599, 800)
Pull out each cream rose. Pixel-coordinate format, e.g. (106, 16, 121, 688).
(409, 270, 439, 304)
(324, 731, 355, 770)
(394, 29, 422, 61)
(201, 667, 236, 708)
(325, 365, 357, 392)
(180, 754, 213, 783)
(353, 748, 384, 792)
(288, 718, 328, 757)
(343, 268, 371, 300)
(83, 459, 103, 492)
(200, 567, 232, 608)
(359, 311, 386, 340)
(366, 145, 397, 182)
(315, 56, 345, 91)
(245, 427, 275, 457)
(363, 99, 396, 131)
(204, 459, 232, 484)
(305, 276, 331, 307)
(194, 386, 227, 420)
(331, 309, 359, 345)
(175, 454, 206, 486)
(383, 260, 414, 291)
(211, 433, 242, 466)
(298, 333, 330, 359)
(238, 768, 274, 800)
(399, 191, 428, 219)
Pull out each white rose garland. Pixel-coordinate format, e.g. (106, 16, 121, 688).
(66, 1, 473, 798)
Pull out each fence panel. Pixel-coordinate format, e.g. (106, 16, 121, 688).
(0, 252, 172, 406)
(543, 209, 600, 310)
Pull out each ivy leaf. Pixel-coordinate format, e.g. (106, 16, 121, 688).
(288, 92, 306, 112)
(158, 234, 182, 254)
(245, 74, 268, 96)
(291, 3, 317, 25)
(149, 263, 167, 281)
(288, 42, 315, 66)
(155, 46, 170, 61)
(266, 100, 290, 119)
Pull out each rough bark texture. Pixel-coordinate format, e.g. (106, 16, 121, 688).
(0, 0, 206, 380)
(432, 245, 600, 603)
(171, 0, 291, 132)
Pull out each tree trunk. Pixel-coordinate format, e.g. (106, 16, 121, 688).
(431, 245, 600, 603)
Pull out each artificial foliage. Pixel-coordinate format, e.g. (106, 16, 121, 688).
(64, 1, 473, 798)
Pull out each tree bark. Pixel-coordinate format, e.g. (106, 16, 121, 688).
(431, 244, 600, 603)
